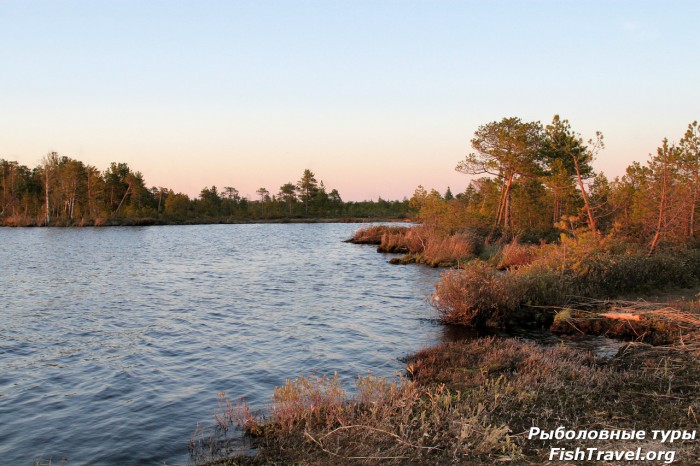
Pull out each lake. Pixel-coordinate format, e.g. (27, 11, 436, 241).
(0, 224, 447, 465)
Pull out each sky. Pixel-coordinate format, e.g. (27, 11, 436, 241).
(0, 1, 698, 201)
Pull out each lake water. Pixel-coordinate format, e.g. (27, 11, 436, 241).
(0, 224, 448, 465)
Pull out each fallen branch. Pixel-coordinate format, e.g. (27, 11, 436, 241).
(304, 430, 410, 460)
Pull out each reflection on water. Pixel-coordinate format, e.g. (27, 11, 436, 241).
(502, 329, 625, 358)
(437, 324, 623, 358)
(437, 323, 481, 344)
(0, 224, 444, 465)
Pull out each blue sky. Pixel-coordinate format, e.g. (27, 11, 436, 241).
(0, 1, 698, 200)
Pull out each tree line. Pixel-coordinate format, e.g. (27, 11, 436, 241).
(0, 159, 409, 226)
(411, 116, 699, 254)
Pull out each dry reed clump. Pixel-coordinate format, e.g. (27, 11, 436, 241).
(381, 227, 480, 266)
(496, 240, 539, 269)
(377, 227, 417, 253)
(202, 337, 700, 465)
(349, 225, 481, 266)
(268, 373, 347, 433)
(346, 225, 409, 245)
(421, 231, 478, 266)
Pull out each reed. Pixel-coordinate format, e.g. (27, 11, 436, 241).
(346, 225, 410, 245)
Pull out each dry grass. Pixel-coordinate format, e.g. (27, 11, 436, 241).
(198, 337, 700, 465)
(420, 230, 477, 266)
(496, 240, 539, 269)
(202, 359, 519, 465)
(377, 228, 419, 253)
(346, 225, 410, 245)
(348, 225, 479, 267)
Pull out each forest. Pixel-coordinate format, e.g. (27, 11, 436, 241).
(0, 161, 409, 226)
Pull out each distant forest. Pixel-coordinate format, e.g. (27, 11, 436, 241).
(0, 159, 409, 226)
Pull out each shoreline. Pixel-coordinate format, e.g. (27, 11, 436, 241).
(0, 217, 411, 228)
(197, 227, 700, 465)
(202, 333, 700, 465)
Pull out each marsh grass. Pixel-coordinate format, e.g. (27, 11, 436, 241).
(346, 225, 410, 245)
(495, 239, 540, 269)
(433, 240, 700, 328)
(200, 337, 700, 465)
(350, 225, 479, 267)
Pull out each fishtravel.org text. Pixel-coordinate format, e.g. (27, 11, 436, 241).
(528, 426, 697, 464)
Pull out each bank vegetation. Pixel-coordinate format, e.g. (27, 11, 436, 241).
(194, 115, 700, 464)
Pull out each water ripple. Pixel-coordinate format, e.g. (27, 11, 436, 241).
(0, 224, 442, 465)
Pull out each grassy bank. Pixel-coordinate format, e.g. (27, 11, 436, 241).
(198, 334, 700, 465)
(348, 224, 700, 330)
(433, 248, 700, 328)
(192, 228, 700, 465)
(346, 225, 479, 267)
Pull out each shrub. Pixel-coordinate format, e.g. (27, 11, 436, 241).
(432, 262, 521, 327)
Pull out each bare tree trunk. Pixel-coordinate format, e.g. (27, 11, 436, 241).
(690, 195, 697, 238)
(648, 184, 667, 256)
(573, 155, 596, 235)
(649, 155, 670, 256)
(44, 168, 50, 226)
(495, 183, 507, 227)
(114, 186, 130, 214)
(69, 186, 76, 219)
(157, 189, 163, 215)
(495, 174, 513, 228)
(87, 173, 94, 218)
(689, 175, 698, 238)
(503, 181, 512, 229)
(1, 164, 6, 215)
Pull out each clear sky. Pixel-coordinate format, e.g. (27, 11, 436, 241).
(0, 1, 698, 201)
